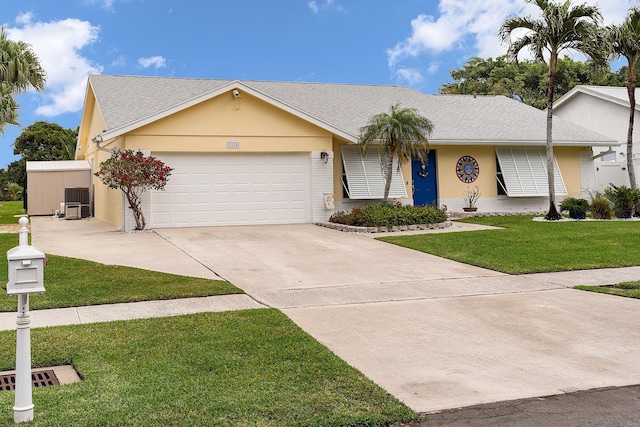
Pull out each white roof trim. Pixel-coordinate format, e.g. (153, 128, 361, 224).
(26, 160, 91, 172)
(554, 85, 640, 112)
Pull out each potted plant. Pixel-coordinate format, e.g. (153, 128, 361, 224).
(462, 186, 481, 212)
(604, 184, 640, 218)
(559, 197, 589, 219)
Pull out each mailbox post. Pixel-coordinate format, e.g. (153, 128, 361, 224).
(6, 217, 46, 423)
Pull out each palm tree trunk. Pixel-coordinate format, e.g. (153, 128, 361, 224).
(383, 149, 394, 202)
(627, 68, 637, 190)
(545, 53, 561, 220)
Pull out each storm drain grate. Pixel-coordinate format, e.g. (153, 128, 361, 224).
(0, 370, 60, 391)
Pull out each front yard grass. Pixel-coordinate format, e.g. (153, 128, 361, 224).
(379, 215, 640, 274)
(0, 309, 417, 426)
(0, 233, 240, 311)
(0, 201, 25, 224)
(575, 281, 640, 299)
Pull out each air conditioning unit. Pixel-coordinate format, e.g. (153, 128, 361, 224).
(64, 187, 90, 220)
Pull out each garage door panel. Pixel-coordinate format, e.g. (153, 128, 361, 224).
(173, 192, 191, 205)
(150, 153, 311, 227)
(193, 192, 210, 204)
(193, 211, 211, 223)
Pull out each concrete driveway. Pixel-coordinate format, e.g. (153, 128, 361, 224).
(31, 217, 640, 413)
(156, 224, 640, 412)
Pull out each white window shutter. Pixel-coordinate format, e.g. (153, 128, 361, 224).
(496, 147, 567, 197)
(341, 145, 407, 199)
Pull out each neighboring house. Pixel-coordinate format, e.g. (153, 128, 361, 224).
(75, 75, 615, 231)
(554, 85, 637, 190)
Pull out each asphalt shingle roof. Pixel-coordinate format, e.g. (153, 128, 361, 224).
(88, 75, 615, 145)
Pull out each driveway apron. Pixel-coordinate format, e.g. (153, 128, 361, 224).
(156, 224, 640, 413)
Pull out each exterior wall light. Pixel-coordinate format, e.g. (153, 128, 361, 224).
(320, 150, 329, 164)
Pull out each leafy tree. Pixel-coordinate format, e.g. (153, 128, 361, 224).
(13, 121, 78, 161)
(606, 7, 640, 190)
(500, 0, 606, 220)
(95, 149, 173, 231)
(10, 121, 78, 189)
(358, 103, 434, 201)
(441, 55, 625, 109)
(0, 25, 46, 133)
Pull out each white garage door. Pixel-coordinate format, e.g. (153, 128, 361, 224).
(149, 153, 311, 227)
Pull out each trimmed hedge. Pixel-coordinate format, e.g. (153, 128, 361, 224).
(329, 202, 447, 228)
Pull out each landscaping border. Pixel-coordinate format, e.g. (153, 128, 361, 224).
(316, 221, 452, 233)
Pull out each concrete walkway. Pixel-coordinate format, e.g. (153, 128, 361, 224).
(0, 294, 264, 331)
(16, 217, 640, 413)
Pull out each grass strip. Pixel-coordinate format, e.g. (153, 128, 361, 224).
(378, 215, 640, 274)
(0, 234, 240, 311)
(575, 281, 640, 299)
(0, 309, 417, 426)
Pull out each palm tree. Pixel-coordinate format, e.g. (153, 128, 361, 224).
(359, 103, 434, 201)
(607, 7, 640, 190)
(4, 182, 22, 201)
(0, 25, 46, 133)
(499, 0, 605, 220)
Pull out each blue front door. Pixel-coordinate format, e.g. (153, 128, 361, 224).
(412, 151, 438, 206)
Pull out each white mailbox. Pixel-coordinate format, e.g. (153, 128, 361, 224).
(6, 245, 46, 295)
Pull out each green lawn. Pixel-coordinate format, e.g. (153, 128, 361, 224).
(0, 310, 416, 426)
(379, 215, 640, 274)
(0, 234, 240, 311)
(575, 281, 640, 299)
(0, 201, 25, 224)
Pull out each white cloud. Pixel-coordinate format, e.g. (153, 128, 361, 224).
(84, 0, 117, 11)
(15, 13, 33, 25)
(111, 55, 126, 67)
(7, 15, 102, 117)
(395, 68, 424, 86)
(427, 62, 440, 75)
(138, 56, 167, 69)
(308, 0, 344, 14)
(387, 0, 633, 80)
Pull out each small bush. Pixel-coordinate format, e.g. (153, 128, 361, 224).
(329, 202, 447, 228)
(590, 192, 613, 220)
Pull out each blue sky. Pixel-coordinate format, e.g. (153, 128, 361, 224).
(0, 0, 634, 168)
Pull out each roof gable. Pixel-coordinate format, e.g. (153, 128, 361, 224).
(555, 85, 640, 111)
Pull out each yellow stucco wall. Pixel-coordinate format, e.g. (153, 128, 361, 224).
(435, 146, 498, 199)
(436, 145, 586, 200)
(91, 138, 125, 227)
(128, 92, 333, 153)
(554, 146, 585, 196)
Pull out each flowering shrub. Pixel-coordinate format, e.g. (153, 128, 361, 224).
(329, 202, 446, 228)
(95, 149, 173, 230)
